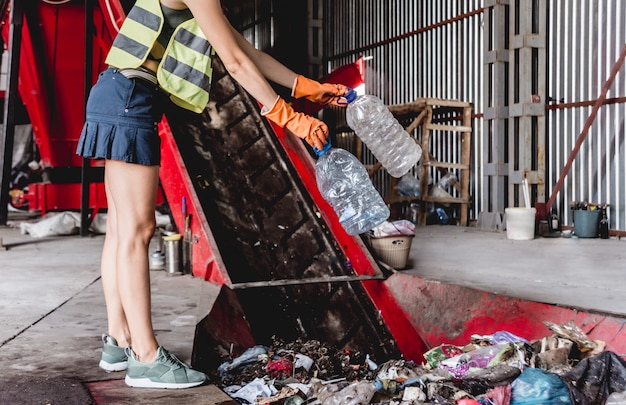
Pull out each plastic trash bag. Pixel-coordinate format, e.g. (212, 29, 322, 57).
(321, 380, 377, 405)
(461, 364, 521, 396)
(561, 351, 626, 405)
(439, 343, 513, 379)
(395, 174, 421, 197)
(471, 331, 529, 345)
(424, 344, 465, 369)
(510, 368, 571, 405)
(217, 345, 268, 377)
(223, 377, 276, 404)
(20, 212, 81, 238)
(607, 391, 626, 405)
(371, 219, 415, 237)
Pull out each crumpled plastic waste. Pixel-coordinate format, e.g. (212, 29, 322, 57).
(218, 345, 268, 377)
(561, 351, 626, 405)
(544, 320, 605, 355)
(371, 219, 415, 237)
(438, 343, 516, 379)
(364, 354, 378, 371)
(394, 174, 421, 197)
(294, 353, 314, 371)
(223, 377, 276, 404)
(426, 380, 472, 401)
(531, 335, 573, 372)
(606, 391, 626, 405)
(471, 331, 529, 345)
(18, 210, 169, 237)
(214, 324, 623, 405)
(424, 344, 465, 369)
(401, 385, 427, 401)
(266, 356, 293, 379)
(256, 386, 306, 404)
(319, 380, 377, 405)
(510, 368, 571, 405)
(308, 378, 350, 404)
(19, 212, 94, 237)
(480, 385, 512, 405)
(373, 359, 428, 394)
(458, 399, 482, 405)
(462, 363, 521, 394)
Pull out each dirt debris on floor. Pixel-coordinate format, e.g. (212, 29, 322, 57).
(212, 321, 626, 405)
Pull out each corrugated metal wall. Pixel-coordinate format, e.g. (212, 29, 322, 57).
(324, 0, 626, 231)
(324, 0, 485, 221)
(227, 0, 274, 50)
(547, 0, 626, 231)
(233, 0, 626, 231)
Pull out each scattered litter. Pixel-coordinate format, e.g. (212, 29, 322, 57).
(510, 367, 571, 405)
(394, 174, 420, 197)
(17, 210, 170, 238)
(371, 220, 415, 237)
(212, 323, 626, 404)
(223, 377, 275, 404)
(544, 320, 605, 355)
(562, 351, 626, 405)
(20, 212, 87, 237)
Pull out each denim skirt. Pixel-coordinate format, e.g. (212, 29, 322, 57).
(76, 68, 166, 166)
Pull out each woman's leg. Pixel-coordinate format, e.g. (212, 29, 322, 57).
(104, 158, 160, 363)
(101, 172, 131, 348)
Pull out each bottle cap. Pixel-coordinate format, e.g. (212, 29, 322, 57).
(314, 141, 332, 157)
(343, 88, 358, 104)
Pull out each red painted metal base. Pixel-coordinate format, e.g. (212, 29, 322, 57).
(385, 272, 626, 357)
(158, 117, 229, 285)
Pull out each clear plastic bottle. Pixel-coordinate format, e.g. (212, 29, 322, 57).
(345, 91, 422, 178)
(315, 143, 390, 235)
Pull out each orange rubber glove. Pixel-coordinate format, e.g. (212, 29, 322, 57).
(262, 97, 329, 150)
(292, 75, 350, 107)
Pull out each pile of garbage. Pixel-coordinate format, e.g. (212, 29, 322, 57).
(214, 321, 626, 405)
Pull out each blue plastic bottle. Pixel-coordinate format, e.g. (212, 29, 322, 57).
(315, 142, 390, 235)
(435, 207, 449, 225)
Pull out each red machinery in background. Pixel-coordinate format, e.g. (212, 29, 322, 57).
(1, 1, 110, 216)
(0, 0, 222, 283)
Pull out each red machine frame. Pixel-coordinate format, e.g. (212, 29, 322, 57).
(5, 0, 624, 365)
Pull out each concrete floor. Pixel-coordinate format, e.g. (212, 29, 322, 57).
(0, 222, 235, 405)
(1, 217, 625, 404)
(405, 225, 626, 318)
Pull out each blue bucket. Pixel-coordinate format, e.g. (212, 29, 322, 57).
(573, 210, 600, 238)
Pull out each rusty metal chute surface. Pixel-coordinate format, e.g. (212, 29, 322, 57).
(164, 57, 406, 372)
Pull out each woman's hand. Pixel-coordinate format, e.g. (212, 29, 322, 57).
(292, 75, 350, 106)
(262, 97, 328, 150)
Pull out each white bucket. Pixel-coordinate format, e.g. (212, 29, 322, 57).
(505, 207, 536, 240)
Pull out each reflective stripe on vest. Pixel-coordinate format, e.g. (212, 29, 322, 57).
(157, 20, 213, 113)
(105, 1, 162, 68)
(105, 0, 213, 113)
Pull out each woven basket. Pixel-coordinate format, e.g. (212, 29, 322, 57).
(370, 235, 414, 269)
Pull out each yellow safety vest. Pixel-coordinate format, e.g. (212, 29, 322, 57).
(105, 0, 214, 113)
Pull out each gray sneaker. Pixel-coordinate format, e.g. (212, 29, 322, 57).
(99, 334, 128, 372)
(124, 346, 207, 389)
